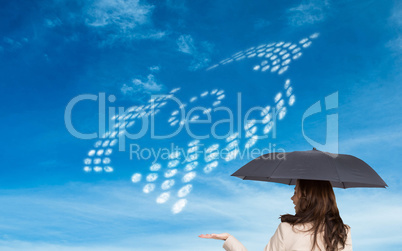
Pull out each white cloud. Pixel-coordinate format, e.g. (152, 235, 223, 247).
(38, 0, 166, 46)
(177, 34, 196, 54)
(287, 0, 330, 26)
(254, 19, 271, 30)
(387, 1, 402, 53)
(97, 30, 167, 47)
(165, 0, 188, 13)
(386, 36, 402, 52)
(44, 18, 62, 28)
(85, 0, 153, 29)
(120, 74, 165, 101)
(176, 35, 214, 71)
(84, 0, 166, 44)
(389, 1, 402, 27)
(340, 129, 402, 152)
(149, 65, 160, 72)
(1, 37, 27, 52)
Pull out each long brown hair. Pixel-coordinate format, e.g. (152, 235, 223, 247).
(280, 179, 349, 251)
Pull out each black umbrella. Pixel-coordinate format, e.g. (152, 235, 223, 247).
(231, 148, 387, 188)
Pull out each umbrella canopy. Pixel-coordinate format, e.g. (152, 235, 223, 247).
(231, 148, 387, 188)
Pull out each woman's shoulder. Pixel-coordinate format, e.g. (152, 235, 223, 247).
(279, 222, 351, 234)
(279, 221, 314, 229)
(278, 222, 319, 234)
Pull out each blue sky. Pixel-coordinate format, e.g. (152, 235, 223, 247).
(1, 0, 402, 250)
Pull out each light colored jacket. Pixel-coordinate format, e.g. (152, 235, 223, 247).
(223, 222, 352, 251)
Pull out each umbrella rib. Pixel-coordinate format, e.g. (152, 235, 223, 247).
(322, 152, 343, 185)
(269, 153, 287, 180)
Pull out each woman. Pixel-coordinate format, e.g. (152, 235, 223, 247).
(199, 179, 352, 251)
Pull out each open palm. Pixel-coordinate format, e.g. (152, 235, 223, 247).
(198, 233, 230, 240)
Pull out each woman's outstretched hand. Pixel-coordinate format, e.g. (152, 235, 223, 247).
(198, 233, 231, 241)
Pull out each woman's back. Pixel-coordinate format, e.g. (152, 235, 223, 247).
(271, 222, 352, 251)
(223, 222, 352, 251)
